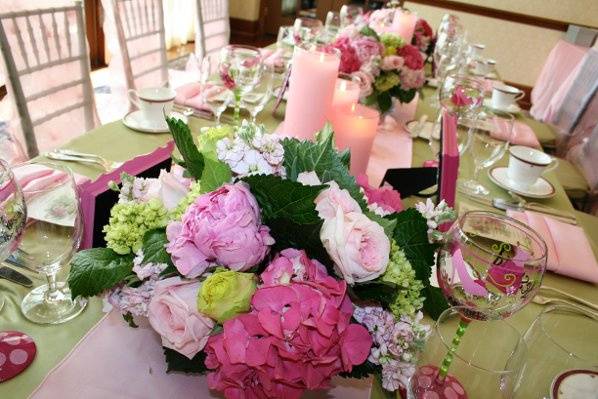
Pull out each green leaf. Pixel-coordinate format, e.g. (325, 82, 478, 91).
(339, 148, 351, 169)
(68, 248, 134, 298)
(166, 117, 204, 179)
(366, 211, 397, 238)
(267, 217, 332, 267)
(363, 93, 378, 106)
(423, 286, 449, 320)
(359, 26, 380, 40)
(122, 312, 138, 328)
(141, 228, 172, 266)
(392, 87, 417, 104)
(349, 279, 397, 306)
(164, 347, 208, 374)
(243, 174, 325, 225)
(377, 91, 392, 113)
(281, 125, 367, 211)
(199, 157, 231, 193)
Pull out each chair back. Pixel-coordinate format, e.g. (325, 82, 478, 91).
(0, 3, 99, 158)
(568, 124, 598, 193)
(103, 0, 168, 93)
(195, 0, 230, 59)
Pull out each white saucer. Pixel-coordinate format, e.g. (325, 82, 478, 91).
(406, 120, 440, 140)
(488, 166, 556, 198)
(123, 111, 188, 133)
(483, 98, 521, 114)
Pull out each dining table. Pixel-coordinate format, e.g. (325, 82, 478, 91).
(1, 82, 597, 399)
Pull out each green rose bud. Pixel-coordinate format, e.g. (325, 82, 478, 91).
(197, 270, 257, 323)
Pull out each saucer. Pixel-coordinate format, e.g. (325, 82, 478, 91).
(123, 111, 188, 133)
(488, 167, 556, 198)
(484, 98, 521, 114)
(406, 120, 440, 140)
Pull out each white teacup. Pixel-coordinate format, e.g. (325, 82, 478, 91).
(128, 87, 176, 126)
(470, 43, 485, 58)
(492, 84, 524, 110)
(507, 146, 557, 190)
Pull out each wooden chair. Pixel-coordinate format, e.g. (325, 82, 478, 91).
(195, 0, 230, 60)
(0, 3, 99, 158)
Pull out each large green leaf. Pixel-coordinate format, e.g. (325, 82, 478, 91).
(377, 91, 393, 113)
(166, 117, 204, 179)
(366, 211, 397, 239)
(281, 125, 367, 210)
(199, 157, 231, 193)
(423, 286, 449, 320)
(349, 279, 397, 306)
(141, 228, 173, 266)
(243, 174, 325, 225)
(164, 347, 208, 374)
(68, 248, 134, 298)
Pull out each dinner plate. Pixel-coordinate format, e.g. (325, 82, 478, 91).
(488, 166, 556, 198)
(123, 111, 188, 134)
(551, 369, 598, 399)
(483, 98, 521, 114)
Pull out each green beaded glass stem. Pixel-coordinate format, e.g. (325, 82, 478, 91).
(438, 318, 471, 381)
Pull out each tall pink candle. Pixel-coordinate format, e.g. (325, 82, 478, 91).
(330, 78, 361, 110)
(283, 46, 340, 140)
(330, 104, 380, 175)
(392, 10, 417, 43)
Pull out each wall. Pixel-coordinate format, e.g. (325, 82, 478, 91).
(229, 0, 261, 21)
(404, 0, 598, 87)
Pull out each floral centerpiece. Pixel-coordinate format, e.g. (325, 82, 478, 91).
(68, 119, 454, 398)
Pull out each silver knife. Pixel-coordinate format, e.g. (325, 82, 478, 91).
(0, 266, 33, 287)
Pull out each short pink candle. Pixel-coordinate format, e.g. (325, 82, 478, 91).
(392, 10, 417, 43)
(331, 78, 361, 110)
(283, 46, 340, 140)
(330, 104, 380, 176)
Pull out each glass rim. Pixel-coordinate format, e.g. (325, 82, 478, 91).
(456, 210, 548, 263)
(221, 44, 261, 56)
(436, 306, 525, 375)
(535, 304, 598, 364)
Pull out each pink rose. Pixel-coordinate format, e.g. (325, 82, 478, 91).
(148, 277, 214, 359)
(353, 37, 383, 63)
(314, 181, 361, 219)
(413, 19, 434, 53)
(398, 44, 424, 70)
(330, 37, 362, 73)
(381, 55, 404, 71)
(450, 85, 474, 107)
(352, 70, 375, 98)
(143, 165, 192, 210)
(320, 209, 390, 284)
(400, 67, 425, 90)
(166, 182, 274, 277)
(356, 173, 403, 215)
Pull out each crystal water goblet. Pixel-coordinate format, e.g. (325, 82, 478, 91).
(241, 64, 275, 122)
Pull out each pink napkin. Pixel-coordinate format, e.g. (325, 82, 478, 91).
(490, 119, 541, 149)
(29, 310, 373, 399)
(175, 83, 225, 112)
(366, 115, 413, 186)
(261, 48, 285, 69)
(508, 210, 598, 284)
(13, 164, 89, 200)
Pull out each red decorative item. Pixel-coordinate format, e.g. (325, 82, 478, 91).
(411, 365, 468, 399)
(0, 331, 37, 382)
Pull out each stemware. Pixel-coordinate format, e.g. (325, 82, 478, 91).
(16, 162, 87, 324)
(241, 64, 275, 122)
(339, 4, 363, 27)
(202, 83, 234, 126)
(324, 11, 341, 36)
(460, 110, 515, 196)
(514, 304, 598, 398)
(293, 17, 323, 44)
(219, 45, 262, 123)
(412, 211, 547, 397)
(409, 306, 526, 399)
(0, 160, 26, 312)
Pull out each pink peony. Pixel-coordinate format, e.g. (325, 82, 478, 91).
(147, 277, 214, 359)
(356, 174, 403, 215)
(166, 182, 274, 277)
(397, 44, 424, 70)
(314, 181, 361, 219)
(353, 36, 383, 63)
(330, 37, 362, 73)
(400, 67, 426, 90)
(205, 250, 372, 398)
(381, 55, 405, 71)
(451, 85, 474, 107)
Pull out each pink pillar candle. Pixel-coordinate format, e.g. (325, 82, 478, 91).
(331, 78, 361, 110)
(392, 10, 417, 43)
(283, 46, 340, 140)
(330, 104, 380, 176)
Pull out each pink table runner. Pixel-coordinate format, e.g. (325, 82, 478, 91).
(30, 311, 373, 399)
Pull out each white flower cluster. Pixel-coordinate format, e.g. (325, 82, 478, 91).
(118, 173, 153, 203)
(216, 120, 285, 177)
(415, 199, 457, 240)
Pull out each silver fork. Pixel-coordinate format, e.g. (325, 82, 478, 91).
(45, 150, 123, 172)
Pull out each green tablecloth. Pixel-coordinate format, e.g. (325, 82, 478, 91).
(1, 88, 596, 399)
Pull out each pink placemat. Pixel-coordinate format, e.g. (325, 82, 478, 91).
(29, 310, 373, 399)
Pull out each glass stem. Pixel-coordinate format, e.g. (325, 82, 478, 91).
(233, 90, 241, 124)
(437, 317, 471, 382)
(44, 272, 61, 304)
(473, 164, 482, 181)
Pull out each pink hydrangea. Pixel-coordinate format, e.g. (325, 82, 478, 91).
(329, 37, 362, 73)
(205, 249, 373, 399)
(352, 36, 383, 63)
(356, 174, 403, 216)
(397, 44, 424, 70)
(166, 182, 274, 277)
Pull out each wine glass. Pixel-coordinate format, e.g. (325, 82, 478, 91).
(340, 4, 363, 27)
(0, 160, 26, 312)
(324, 11, 341, 37)
(203, 83, 234, 126)
(514, 304, 598, 398)
(16, 162, 87, 324)
(241, 64, 275, 122)
(293, 17, 323, 44)
(412, 211, 547, 398)
(460, 110, 515, 196)
(409, 306, 526, 399)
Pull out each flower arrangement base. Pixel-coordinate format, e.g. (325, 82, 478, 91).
(390, 93, 419, 125)
(409, 365, 468, 399)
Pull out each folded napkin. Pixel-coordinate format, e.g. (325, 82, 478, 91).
(490, 119, 541, 149)
(174, 83, 223, 112)
(13, 164, 90, 200)
(260, 48, 286, 69)
(508, 210, 598, 284)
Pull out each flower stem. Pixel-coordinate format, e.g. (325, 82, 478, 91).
(437, 317, 470, 382)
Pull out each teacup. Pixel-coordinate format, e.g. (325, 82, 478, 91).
(470, 43, 485, 58)
(473, 58, 492, 76)
(128, 87, 176, 126)
(507, 146, 557, 190)
(492, 84, 524, 110)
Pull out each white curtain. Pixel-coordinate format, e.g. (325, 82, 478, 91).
(163, 0, 197, 50)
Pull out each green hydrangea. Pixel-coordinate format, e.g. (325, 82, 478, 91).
(375, 71, 401, 92)
(103, 198, 169, 255)
(380, 33, 404, 56)
(197, 125, 234, 157)
(382, 241, 425, 317)
(170, 181, 203, 220)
